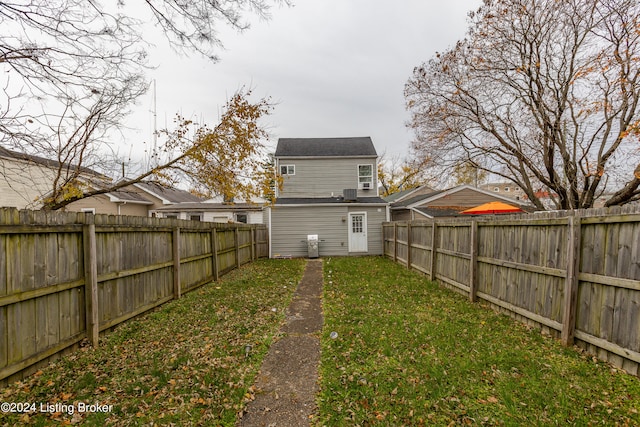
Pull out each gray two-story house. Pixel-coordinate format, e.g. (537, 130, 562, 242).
(266, 137, 389, 257)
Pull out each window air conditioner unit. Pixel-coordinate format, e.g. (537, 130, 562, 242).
(362, 182, 371, 190)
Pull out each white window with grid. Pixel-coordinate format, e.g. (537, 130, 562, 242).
(358, 164, 373, 189)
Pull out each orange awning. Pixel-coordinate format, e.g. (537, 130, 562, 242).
(460, 201, 524, 215)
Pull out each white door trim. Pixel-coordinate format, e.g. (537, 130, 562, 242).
(348, 212, 368, 253)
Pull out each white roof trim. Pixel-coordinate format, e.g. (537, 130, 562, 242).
(411, 208, 433, 219)
(106, 193, 154, 205)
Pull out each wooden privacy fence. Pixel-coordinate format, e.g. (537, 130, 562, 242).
(0, 208, 268, 384)
(383, 205, 640, 376)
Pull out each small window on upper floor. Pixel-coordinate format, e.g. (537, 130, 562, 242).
(494, 187, 499, 192)
(280, 165, 295, 175)
(504, 187, 510, 192)
(358, 164, 373, 189)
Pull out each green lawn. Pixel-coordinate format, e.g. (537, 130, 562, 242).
(0, 259, 306, 426)
(316, 256, 640, 426)
(2, 257, 639, 426)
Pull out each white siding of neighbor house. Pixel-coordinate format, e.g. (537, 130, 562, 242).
(246, 211, 264, 224)
(0, 157, 58, 209)
(269, 205, 386, 258)
(0, 157, 154, 215)
(277, 157, 378, 199)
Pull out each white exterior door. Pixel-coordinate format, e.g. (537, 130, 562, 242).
(348, 212, 368, 253)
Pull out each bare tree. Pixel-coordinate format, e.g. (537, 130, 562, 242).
(39, 89, 272, 210)
(0, 0, 285, 209)
(405, 0, 640, 210)
(377, 153, 433, 198)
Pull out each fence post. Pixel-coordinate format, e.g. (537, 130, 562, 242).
(234, 226, 240, 268)
(406, 222, 412, 269)
(251, 227, 256, 261)
(393, 223, 398, 262)
(82, 213, 99, 348)
(469, 220, 478, 302)
(173, 227, 181, 299)
(211, 228, 219, 281)
(561, 214, 581, 346)
(429, 222, 438, 281)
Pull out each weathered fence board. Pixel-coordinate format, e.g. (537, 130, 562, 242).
(383, 205, 640, 376)
(0, 208, 268, 384)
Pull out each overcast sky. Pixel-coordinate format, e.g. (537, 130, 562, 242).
(122, 1, 483, 164)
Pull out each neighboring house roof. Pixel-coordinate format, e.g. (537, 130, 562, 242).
(153, 202, 264, 211)
(275, 137, 377, 157)
(390, 190, 444, 208)
(414, 206, 468, 218)
(390, 184, 535, 220)
(384, 187, 418, 203)
(204, 195, 267, 204)
(106, 190, 154, 205)
(391, 185, 531, 210)
(0, 146, 109, 179)
(275, 197, 387, 205)
(133, 182, 202, 204)
(383, 185, 435, 203)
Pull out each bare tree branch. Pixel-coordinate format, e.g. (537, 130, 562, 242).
(406, 0, 640, 209)
(1, 0, 286, 210)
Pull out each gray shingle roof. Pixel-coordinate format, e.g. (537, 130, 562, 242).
(135, 182, 202, 204)
(275, 137, 377, 157)
(107, 190, 153, 204)
(414, 207, 466, 218)
(390, 191, 442, 208)
(154, 202, 263, 211)
(0, 146, 107, 178)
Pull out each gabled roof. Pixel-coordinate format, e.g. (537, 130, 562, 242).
(106, 190, 154, 205)
(133, 182, 202, 204)
(391, 190, 445, 208)
(383, 185, 435, 203)
(275, 137, 377, 158)
(153, 202, 264, 212)
(391, 184, 530, 210)
(414, 206, 468, 218)
(0, 146, 108, 179)
(384, 187, 418, 203)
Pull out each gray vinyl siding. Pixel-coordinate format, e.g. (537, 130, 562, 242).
(277, 157, 378, 199)
(270, 204, 386, 257)
(390, 209, 412, 221)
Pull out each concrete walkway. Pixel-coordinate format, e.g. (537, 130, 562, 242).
(238, 259, 323, 427)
